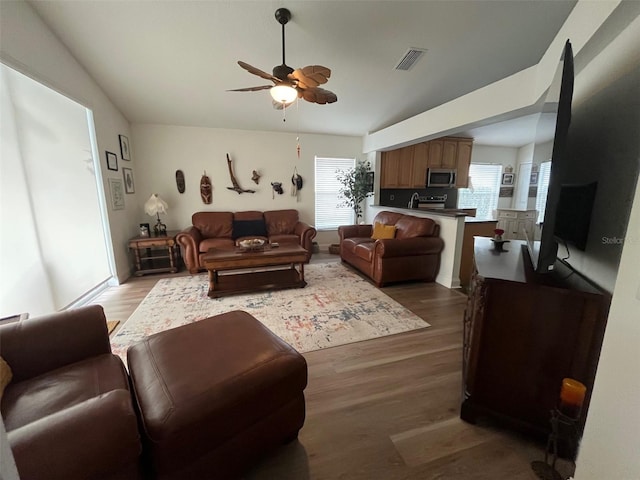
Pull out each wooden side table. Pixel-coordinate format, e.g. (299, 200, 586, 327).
(128, 230, 180, 276)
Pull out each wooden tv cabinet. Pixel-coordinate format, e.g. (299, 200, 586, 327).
(461, 237, 610, 447)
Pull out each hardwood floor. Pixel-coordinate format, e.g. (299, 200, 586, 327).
(90, 255, 574, 479)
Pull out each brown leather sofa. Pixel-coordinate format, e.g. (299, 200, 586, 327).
(0, 306, 143, 480)
(177, 209, 317, 273)
(338, 210, 444, 286)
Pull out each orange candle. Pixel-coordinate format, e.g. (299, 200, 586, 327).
(559, 378, 586, 418)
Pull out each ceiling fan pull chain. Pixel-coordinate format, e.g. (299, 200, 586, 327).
(296, 99, 301, 158)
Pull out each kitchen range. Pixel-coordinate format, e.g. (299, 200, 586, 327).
(408, 193, 448, 209)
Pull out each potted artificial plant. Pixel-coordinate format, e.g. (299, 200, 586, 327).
(336, 161, 373, 223)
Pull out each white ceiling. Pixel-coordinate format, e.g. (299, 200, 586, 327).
(459, 112, 557, 148)
(28, 0, 577, 145)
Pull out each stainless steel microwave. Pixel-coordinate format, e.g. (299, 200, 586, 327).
(427, 168, 456, 188)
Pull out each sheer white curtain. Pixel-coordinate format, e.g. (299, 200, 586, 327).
(0, 65, 111, 317)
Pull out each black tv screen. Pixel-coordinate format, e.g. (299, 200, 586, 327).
(527, 40, 574, 273)
(553, 182, 597, 250)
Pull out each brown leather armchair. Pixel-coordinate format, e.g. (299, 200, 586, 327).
(0, 306, 143, 480)
(338, 210, 444, 286)
(177, 209, 317, 273)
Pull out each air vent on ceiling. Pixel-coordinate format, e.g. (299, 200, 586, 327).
(394, 48, 427, 71)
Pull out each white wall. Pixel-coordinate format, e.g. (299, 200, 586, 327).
(131, 124, 362, 239)
(558, 64, 639, 293)
(0, 0, 138, 283)
(513, 143, 534, 210)
(574, 172, 640, 480)
(469, 145, 518, 210)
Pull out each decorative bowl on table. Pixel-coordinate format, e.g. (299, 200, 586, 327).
(238, 238, 266, 250)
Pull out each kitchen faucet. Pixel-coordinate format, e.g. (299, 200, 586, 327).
(408, 192, 420, 209)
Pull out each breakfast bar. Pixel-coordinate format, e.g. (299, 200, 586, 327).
(365, 205, 469, 288)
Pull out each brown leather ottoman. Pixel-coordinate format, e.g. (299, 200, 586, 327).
(127, 310, 307, 480)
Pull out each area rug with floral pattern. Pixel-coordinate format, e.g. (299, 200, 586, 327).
(111, 262, 430, 362)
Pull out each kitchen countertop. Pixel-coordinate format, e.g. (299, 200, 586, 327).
(464, 217, 498, 223)
(375, 204, 471, 218)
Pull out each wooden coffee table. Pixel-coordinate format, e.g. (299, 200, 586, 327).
(202, 244, 308, 298)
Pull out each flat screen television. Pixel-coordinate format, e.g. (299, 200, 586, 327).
(553, 182, 598, 251)
(526, 40, 574, 273)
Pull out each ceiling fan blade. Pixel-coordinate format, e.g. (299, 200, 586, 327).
(299, 87, 337, 105)
(237, 61, 279, 82)
(290, 65, 331, 88)
(227, 85, 273, 92)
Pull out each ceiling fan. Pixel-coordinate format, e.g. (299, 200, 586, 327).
(228, 8, 337, 108)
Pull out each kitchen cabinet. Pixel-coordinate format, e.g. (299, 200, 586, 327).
(380, 150, 398, 188)
(442, 139, 458, 168)
(410, 142, 429, 188)
(455, 139, 473, 188)
(427, 140, 444, 168)
(381, 147, 413, 188)
(496, 209, 537, 240)
(380, 137, 473, 189)
(462, 237, 609, 454)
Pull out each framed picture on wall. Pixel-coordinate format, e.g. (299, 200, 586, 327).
(502, 173, 515, 186)
(499, 186, 514, 197)
(119, 134, 131, 161)
(123, 167, 135, 194)
(365, 171, 374, 193)
(105, 151, 118, 171)
(530, 172, 539, 185)
(108, 178, 125, 210)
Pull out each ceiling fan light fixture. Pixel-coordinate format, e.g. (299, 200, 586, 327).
(231, 8, 336, 108)
(270, 85, 297, 104)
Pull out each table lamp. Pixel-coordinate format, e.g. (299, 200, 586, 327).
(144, 193, 168, 236)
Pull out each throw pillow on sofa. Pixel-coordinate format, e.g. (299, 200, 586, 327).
(371, 222, 396, 240)
(0, 356, 12, 399)
(232, 219, 268, 239)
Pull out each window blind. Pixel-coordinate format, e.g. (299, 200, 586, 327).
(457, 163, 502, 220)
(314, 157, 355, 230)
(1, 64, 111, 317)
(536, 161, 552, 223)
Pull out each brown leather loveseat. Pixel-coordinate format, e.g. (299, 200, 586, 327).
(177, 209, 317, 273)
(0, 306, 143, 480)
(338, 210, 444, 287)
